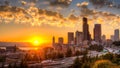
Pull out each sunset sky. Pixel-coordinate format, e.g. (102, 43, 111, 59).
(0, 0, 120, 44)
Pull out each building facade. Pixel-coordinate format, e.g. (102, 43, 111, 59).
(58, 37, 64, 45)
(75, 31, 83, 46)
(114, 29, 119, 41)
(83, 17, 91, 41)
(68, 32, 74, 45)
(52, 36, 55, 46)
(94, 24, 101, 43)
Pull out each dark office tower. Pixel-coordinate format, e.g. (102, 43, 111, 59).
(68, 32, 74, 45)
(75, 31, 83, 46)
(83, 17, 91, 41)
(101, 35, 106, 44)
(114, 29, 119, 41)
(52, 36, 55, 46)
(94, 24, 101, 42)
(111, 35, 114, 41)
(58, 37, 64, 45)
(101, 35, 106, 41)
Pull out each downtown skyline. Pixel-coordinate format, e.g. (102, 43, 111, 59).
(0, 0, 120, 44)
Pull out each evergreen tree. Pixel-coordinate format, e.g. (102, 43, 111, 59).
(8, 64, 12, 68)
(66, 48, 72, 57)
(13, 62, 17, 68)
(72, 57, 82, 68)
(82, 62, 91, 68)
(1, 62, 4, 68)
(75, 50, 80, 56)
(20, 60, 28, 68)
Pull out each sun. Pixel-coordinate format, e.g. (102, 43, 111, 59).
(33, 40, 40, 46)
(30, 37, 42, 46)
(29, 36, 45, 47)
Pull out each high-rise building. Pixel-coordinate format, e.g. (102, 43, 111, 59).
(75, 31, 83, 46)
(58, 37, 64, 45)
(101, 35, 106, 41)
(52, 36, 55, 46)
(94, 24, 101, 42)
(68, 32, 74, 45)
(83, 17, 91, 41)
(101, 35, 106, 45)
(111, 35, 114, 41)
(114, 29, 119, 41)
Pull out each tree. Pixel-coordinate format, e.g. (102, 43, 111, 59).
(8, 64, 12, 68)
(112, 41, 120, 46)
(66, 48, 72, 57)
(89, 45, 103, 52)
(93, 60, 112, 68)
(82, 62, 91, 68)
(71, 57, 82, 68)
(75, 50, 81, 56)
(0, 56, 6, 62)
(1, 62, 5, 68)
(57, 52, 64, 59)
(101, 53, 114, 61)
(20, 60, 28, 68)
(13, 62, 17, 68)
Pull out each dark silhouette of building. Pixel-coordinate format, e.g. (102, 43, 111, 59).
(101, 35, 106, 45)
(52, 36, 55, 46)
(75, 31, 83, 46)
(6, 45, 17, 52)
(82, 17, 91, 41)
(68, 32, 74, 45)
(58, 37, 64, 45)
(94, 24, 101, 42)
(114, 29, 119, 41)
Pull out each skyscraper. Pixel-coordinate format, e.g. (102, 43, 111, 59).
(114, 29, 119, 41)
(75, 31, 83, 46)
(52, 36, 55, 46)
(58, 37, 64, 45)
(111, 35, 114, 41)
(68, 32, 74, 45)
(101, 35, 106, 41)
(101, 35, 106, 45)
(83, 17, 91, 41)
(94, 24, 101, 42)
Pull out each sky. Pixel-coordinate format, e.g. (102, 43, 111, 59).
(0, 0, 120, 44)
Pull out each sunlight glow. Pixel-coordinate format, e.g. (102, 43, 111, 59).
(30, 37, 43, 46)
(33, 40, 40, 46)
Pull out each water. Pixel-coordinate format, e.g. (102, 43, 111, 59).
(0, 42, 52, 50)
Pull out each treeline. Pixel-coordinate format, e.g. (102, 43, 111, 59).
(113, 41, 120, 46)
(88, 44, 103, 52)
(70, 53, 120, 68)
(0, 47, 88, 68)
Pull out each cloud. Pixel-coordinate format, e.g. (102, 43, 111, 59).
(20, 0, 38, 7)
(21, 1, 27, 6)
(0, 0, 120, 29)
(77, 2, 94, 16)
(68, 14, 79, 21)
(81, 1, 89, 6)
(0, 5, 78, 27)
(0, 0, 9, 6)
(76, 1, 118, 17)
(47, 0, 72, 7)
(76, 1, 120, 30)
(76, 1, 89, 7)
(89, 0, 120, 9)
